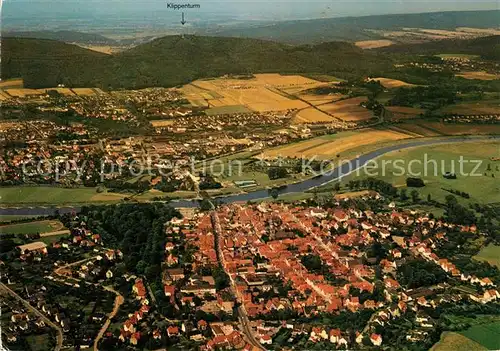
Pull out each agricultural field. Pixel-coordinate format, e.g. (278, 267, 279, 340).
(150, 120, 176, 128)
(421, 122, 500, 135)
(355, 40, 395, 49)
(439, 100, 500, 116)
(205, 105, 253, 116)
(72, 88, 98, 96)
(473, 244, 500, 268)
(4, 88, 45, 97)
(0, 220, 64, 235)
(431, 332, 486, 351)
(0, 78, 23, 88)
(317, 97, 374, 121)
(341, 140, 500, 204)
(0, 187, 125, 205)
(297, 93, 343, 106)
(0, 215, 42, 223)
(385, 106, 426, 120)
(293, 107, 336, 124)
(181, 74, 326, 113)
(457, 71, 500, 80)
(460, 321, 500, 350)
(369, 77, 415, 89)
(260, 129, 412, 160)
(391, 123, 442, 137)
(437, 54, 481, 60)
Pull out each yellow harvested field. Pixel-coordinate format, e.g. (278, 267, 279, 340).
(5, 89, 45, 97)
(0, 79, 23, 88)
(261, 129, 411, 160)
(72, 88, 97, 96)
(457, 71, 500, 81)
(456, 27, 500, 36)
(318, 97, 373, 121)
(298, 93, 345, 106)
(0, 122, 23, 131)
(0, 91, 12, 100)
(355, 40, 394, 49)
(293, 108, 335, 124)
(40, 88, 75, 96)
(151, 120, 176, 128)
(369, 77, 415, 89)
(181, 74, 322, 113)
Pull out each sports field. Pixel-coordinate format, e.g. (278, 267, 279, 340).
(260, 129, 411, 160)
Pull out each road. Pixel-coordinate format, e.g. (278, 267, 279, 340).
(93, 286, 124, 351)
(0, 283, 64, 351)
(211, 210, 265, 350)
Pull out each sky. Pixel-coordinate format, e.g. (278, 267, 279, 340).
(2, 0, 499, 31)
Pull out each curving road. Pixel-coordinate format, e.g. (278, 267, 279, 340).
(0, 136, 498, 216)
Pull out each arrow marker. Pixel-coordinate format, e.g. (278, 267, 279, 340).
(181, 12, 186, 25)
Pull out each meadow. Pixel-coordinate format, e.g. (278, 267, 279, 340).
(431, 332, 486, 351)
(0, 220, 62, 235)
(459, 321, 500, 350)
(341, 141, 500, 204)
(473, 244, 500, 268)
(0, 186, 125, 205)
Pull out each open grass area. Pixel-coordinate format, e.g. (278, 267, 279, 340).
(473, 244, 500, 268)
(431, 332, 486, 351)
(26, 334, 52, 351)
(460, 321, 500, 350)
(0, 186, 125, 205)
(341, 140, 500, 204)
(0, 215, 43, 223)
(260, 129, 412, 160)
(0, 220, 63, 235)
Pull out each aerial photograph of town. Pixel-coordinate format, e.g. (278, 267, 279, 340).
(0, 0, 499, 350)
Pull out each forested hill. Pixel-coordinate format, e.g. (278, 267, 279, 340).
(207, 10, 500, 44)
(377, 35, 500, 61)
(1, 35, 393, 89)
(3, 31, 116, 45)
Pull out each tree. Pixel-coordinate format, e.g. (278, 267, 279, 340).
(400, 189, 408, 201)
(333, 183, 341, 192)
(410, 190, 420, 203)
(269, 189, 279, 200)
(427, 194, 432, 202)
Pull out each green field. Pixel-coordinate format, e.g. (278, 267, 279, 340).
(431, 332, 486, 351)
(0, 220, 63, 235)
(0, 186, 125, 205)
(205, 105, 253, 116)
(341, 141, 500, 204)
(473, 244, 500, 268)
(0, 215, 43, 223)
(460, 321, 500, 350)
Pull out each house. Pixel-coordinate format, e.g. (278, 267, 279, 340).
(370, 333, 382, 346)
(167, 326, 179, 337)
(260, 334, 272, 345)
(130, 332, 141, 345)
(329, 329, 341, 343)
(106, 270, 113, 279)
